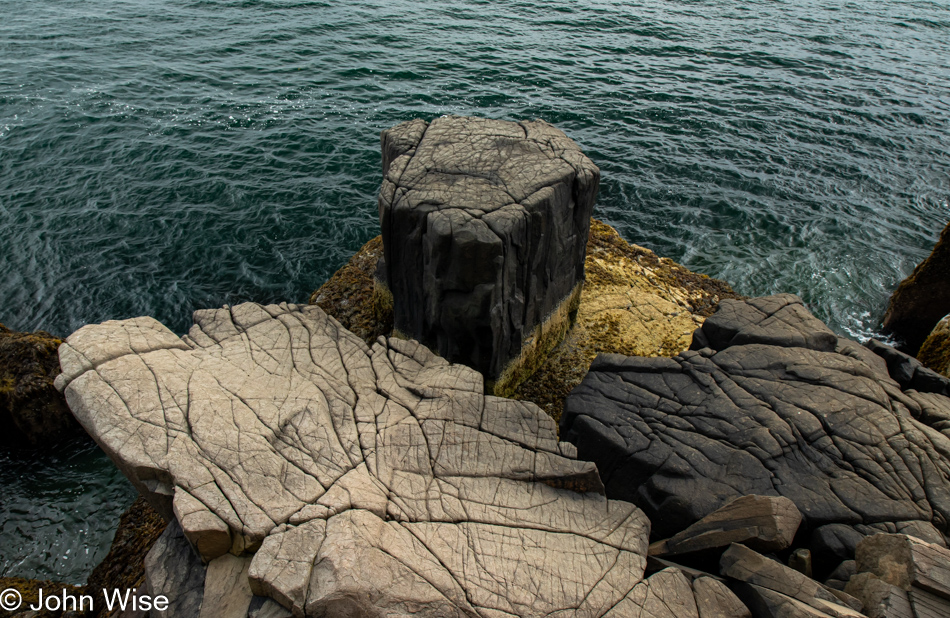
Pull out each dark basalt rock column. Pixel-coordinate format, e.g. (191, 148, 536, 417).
(377, 116, 599, 393)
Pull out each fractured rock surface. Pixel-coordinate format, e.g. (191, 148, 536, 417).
(57, 302, 652, 617)
(562, 294, 950, 540)
(378, 116, 599, 388)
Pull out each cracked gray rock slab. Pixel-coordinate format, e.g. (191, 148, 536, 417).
(58, 302, 651, 617)
(378, 116, 599, 383)
(561, 294, 950, 541)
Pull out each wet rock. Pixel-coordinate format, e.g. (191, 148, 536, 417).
(649, 495, 801, 557)
(917, 314, 950, 378)
(561, 294, 950, 539)
(883, 220, 950, 355)
(378, 116, 599, 393)
(0, 324, 79, 448)
(58, 302, 654, 616)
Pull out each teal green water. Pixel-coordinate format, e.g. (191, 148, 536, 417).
(1, 0, 949, 583)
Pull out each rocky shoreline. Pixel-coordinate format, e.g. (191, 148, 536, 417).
(1, 117, 949, 618)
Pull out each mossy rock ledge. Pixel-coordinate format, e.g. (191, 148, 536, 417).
(0, 323, 81, 448)
(918, 313, 950, 378)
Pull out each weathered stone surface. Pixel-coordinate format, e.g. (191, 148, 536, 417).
(247, 597, 293, 618)
(58, 302, 652, 616)
(845, 573, 913, 618)
(378, 116, 599, 392)
(907, 587, 950, 618)
(790, 548, 814, 579)
(732, 582, 863, 618)
(855, 534, 950, 600)
(812, 525, 868, 565)
(918, 314, 950, 378)
(0, 324, 79, 448)
(720, 543, 861, 618)
(603, 567, 700, 618)
(693, 575, 751, 618)
(199, 554, 253, 618)
(884, 220, 950, 355)
(562, 294, 950, 539)
(650, 495, 801, 557)
(144, 521, 207, 618)
(826, 561, 857, 592)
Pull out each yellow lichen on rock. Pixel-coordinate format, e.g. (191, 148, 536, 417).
(918, 314, 950, 378)
(510, 220, 740, 421)
(310, 219, 740, 422)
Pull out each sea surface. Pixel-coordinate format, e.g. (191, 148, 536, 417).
(1, 0, 948, 583)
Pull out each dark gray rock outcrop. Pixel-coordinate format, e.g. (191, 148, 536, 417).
(562, 294, 950, 543)
(883, 220, 950, 355)
(378, 116, 599, 391)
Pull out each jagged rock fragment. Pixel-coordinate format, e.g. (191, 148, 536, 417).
(733, 583, 863, 618)
(561, 294, 950, 539)
(866, 339, 950, 396)
(855, 534, 950, 600)
(378, 116, 599, 392)
(845, 573, 913, 618)
(720, 543, 862, 618)
(649, 495, 801, 557)
(693, 575, 751, 618)
(58, 302, 652, 617)
(144, 522, 207, 618)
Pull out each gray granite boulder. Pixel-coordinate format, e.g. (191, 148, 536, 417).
(562, 294, 950, 543)
(57, 302, 661, 617)
(378, 116, 599, 392)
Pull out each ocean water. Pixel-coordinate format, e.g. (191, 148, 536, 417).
(1, 0, 948, 583)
